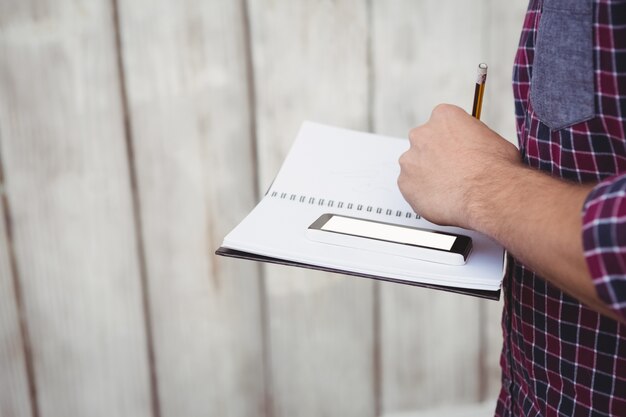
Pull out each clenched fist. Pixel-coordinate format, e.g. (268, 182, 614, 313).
(398, 104, 521, 229)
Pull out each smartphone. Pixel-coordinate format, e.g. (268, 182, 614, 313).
(306, 213, 472, 265)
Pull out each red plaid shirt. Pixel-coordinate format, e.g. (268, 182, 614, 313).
(498, 0, 626, 415)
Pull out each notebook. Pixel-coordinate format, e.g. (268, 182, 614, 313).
(216, 122, 506, 300)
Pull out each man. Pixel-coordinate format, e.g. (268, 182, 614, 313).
(398, 0, 626, 415)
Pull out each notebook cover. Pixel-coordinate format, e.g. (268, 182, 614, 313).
(216, 246, 501, 301)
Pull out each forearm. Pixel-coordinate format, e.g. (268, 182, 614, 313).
(399, 104, 624, 321)
(467, 164, 622, 321)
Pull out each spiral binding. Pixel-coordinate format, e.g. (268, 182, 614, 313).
(269, 190, 420, 219)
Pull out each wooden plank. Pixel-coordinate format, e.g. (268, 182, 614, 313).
(115, 1, 266, 416)
(379, 286, 484, 411)
(247, 1, 376, 416)
(481, 0, 529, 399)
(374, 0, 529, 411)
(0, 178, 32, 417)
(0, 2, 153, 416)
(371, 0, 490, 412)
(382, 401, 496, 417)
(481, 299, 504, 400)
(481, 0, 528, 144)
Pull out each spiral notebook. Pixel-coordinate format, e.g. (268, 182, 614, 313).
(216, 122, 506, 300)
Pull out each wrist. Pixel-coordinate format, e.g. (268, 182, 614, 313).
(464, 162, 527, 236)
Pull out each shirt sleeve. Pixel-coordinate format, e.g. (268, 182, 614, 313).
(582, 173, 626, 319)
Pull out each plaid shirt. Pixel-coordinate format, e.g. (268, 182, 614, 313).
(498, 0, 626, 415)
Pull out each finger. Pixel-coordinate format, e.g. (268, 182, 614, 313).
(408, 125, 425, 144)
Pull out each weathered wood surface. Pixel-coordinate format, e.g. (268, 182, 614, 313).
(372, 0, 488, 412)
(0, 0, 528, 415)
(483, 0, 530, 143)
(115, 0, 266, 416)
(0, 177, 32, 417)
(481, 0, 530, 398)
(0, 1, 152, 416)
(247, 1, 376, 416)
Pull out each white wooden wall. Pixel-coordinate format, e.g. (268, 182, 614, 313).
(0, 1, 527, 416)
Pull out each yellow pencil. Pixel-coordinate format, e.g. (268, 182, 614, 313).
(472, 63, 488, 120)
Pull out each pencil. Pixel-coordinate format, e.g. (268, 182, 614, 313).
(472, 63, 488, 120)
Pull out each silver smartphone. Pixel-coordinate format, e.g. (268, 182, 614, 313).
(306, 213, 472, 265)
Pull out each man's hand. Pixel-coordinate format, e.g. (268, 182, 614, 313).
(398, 103, 520, 228)
(398, 103, 624, 322)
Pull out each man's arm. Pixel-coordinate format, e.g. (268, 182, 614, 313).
(398, 104, 623, 322)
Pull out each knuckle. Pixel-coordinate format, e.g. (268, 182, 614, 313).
(398, 150, 408, 166)
(433, 103, 448, 114)
(398, 149, 416, 168)
(397, 175, 407, 192)
(408, 127, 421, 142)
(432, 103, 459, 118)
